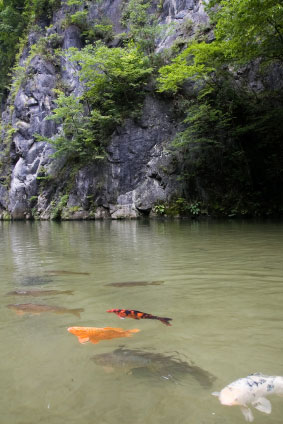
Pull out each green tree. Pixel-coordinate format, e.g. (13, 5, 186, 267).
(44, 43, 153, 160)
(0, 0, 26, 101)
(158, 0, 283, 93)
(69, 42, 152, 113)
(0, 0, 60, 104)
(157, 0, 283, 215)
(120, 0, 159, 54)
(211, 0, 283, 65)
(43, 90, 104, 160)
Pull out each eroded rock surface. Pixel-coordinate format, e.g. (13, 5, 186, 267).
(0, 0, 207, 219)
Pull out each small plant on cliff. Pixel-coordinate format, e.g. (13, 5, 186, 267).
(41, 90, 105, 160)
(83, 19, 114, 44)
(153, 203, 166, 215)
(120, 0, 169, 55)
(51, 194, 69, 220)
(188, 201, 200, 216)
(70, 10, 88, 30)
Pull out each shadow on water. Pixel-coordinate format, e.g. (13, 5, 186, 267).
(91, 347, 216, 387)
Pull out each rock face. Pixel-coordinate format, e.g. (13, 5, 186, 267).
(67, 95, 180, 219)
(0, 0, 208, 220)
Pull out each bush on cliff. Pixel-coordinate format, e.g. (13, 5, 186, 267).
(44, 42, 152, 160)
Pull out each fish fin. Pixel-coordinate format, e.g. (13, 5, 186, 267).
(72, 308, 84, 318)
(240, 406, 254, 422)
(89, 339, 100, 344)
(129, 329, 140, 333)
(103, 366, 114, 373)
(15, 310, 26, 316)
(252, 397, 272, 414)
(65, 291, 74, 295)
(119, 317, 125, 319)
(159, 318, 172, 326)
(77, 336, 90, 344)
(211, 392, 220, 397)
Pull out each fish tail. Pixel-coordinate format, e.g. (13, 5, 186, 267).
(71, 308, 84, 318)
(159, 317, 172, 326)
(129, 329, 140, 334)
(65, 290, 74, 295)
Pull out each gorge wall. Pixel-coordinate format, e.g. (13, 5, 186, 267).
(0, 0, 209, 220)
(1, 0, 282, 220)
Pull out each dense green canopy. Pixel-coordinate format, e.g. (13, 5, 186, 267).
(0, 0, 58, 102)
(157, 0, 283, 215)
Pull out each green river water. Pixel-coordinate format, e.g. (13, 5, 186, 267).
(0, 219, 283, 424)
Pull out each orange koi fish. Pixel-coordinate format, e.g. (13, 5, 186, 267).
(107, 309, 172, 326)
(67, 326, 140, 344)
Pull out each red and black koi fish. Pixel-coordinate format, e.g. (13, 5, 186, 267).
(107, 308, 172, 326)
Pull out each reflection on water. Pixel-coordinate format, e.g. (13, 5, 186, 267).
(0, 219, 283, 424)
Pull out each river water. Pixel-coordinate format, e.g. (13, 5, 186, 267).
(1, 219, 283, 424)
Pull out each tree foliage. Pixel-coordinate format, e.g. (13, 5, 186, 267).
(45, 43, 153, 160)
(0, 0, 26, 101)
(211, 0, 283, 65)
(69, 43, 152, 109)
(42, 90, 104, 160)
(158, 0, 283, 92)
(158, 0, 283, 215)
(120, 0, 158, 54)
(0, 0, 59, 103)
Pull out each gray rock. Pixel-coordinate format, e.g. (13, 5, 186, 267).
(0, 0, 211, 219)
(0, 184, 9, 209)
(94, 206, 111, 219)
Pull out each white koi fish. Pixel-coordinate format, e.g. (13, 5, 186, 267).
(212, 373, 283, 422)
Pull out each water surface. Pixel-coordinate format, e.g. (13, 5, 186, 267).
(1, 219, 283, 424)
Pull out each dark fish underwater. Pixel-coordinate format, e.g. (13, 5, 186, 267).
(92, 348, 216, 387)
(106, 281, 164, 288)
(21, 276, 53, 286)
(6, 289, 74, 297)
(44, 270, 90, 276)
(107, 308, 172, 326)
(7, 303, 84, 317)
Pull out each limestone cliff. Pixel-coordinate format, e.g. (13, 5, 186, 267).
(0, 0, 208, 220)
